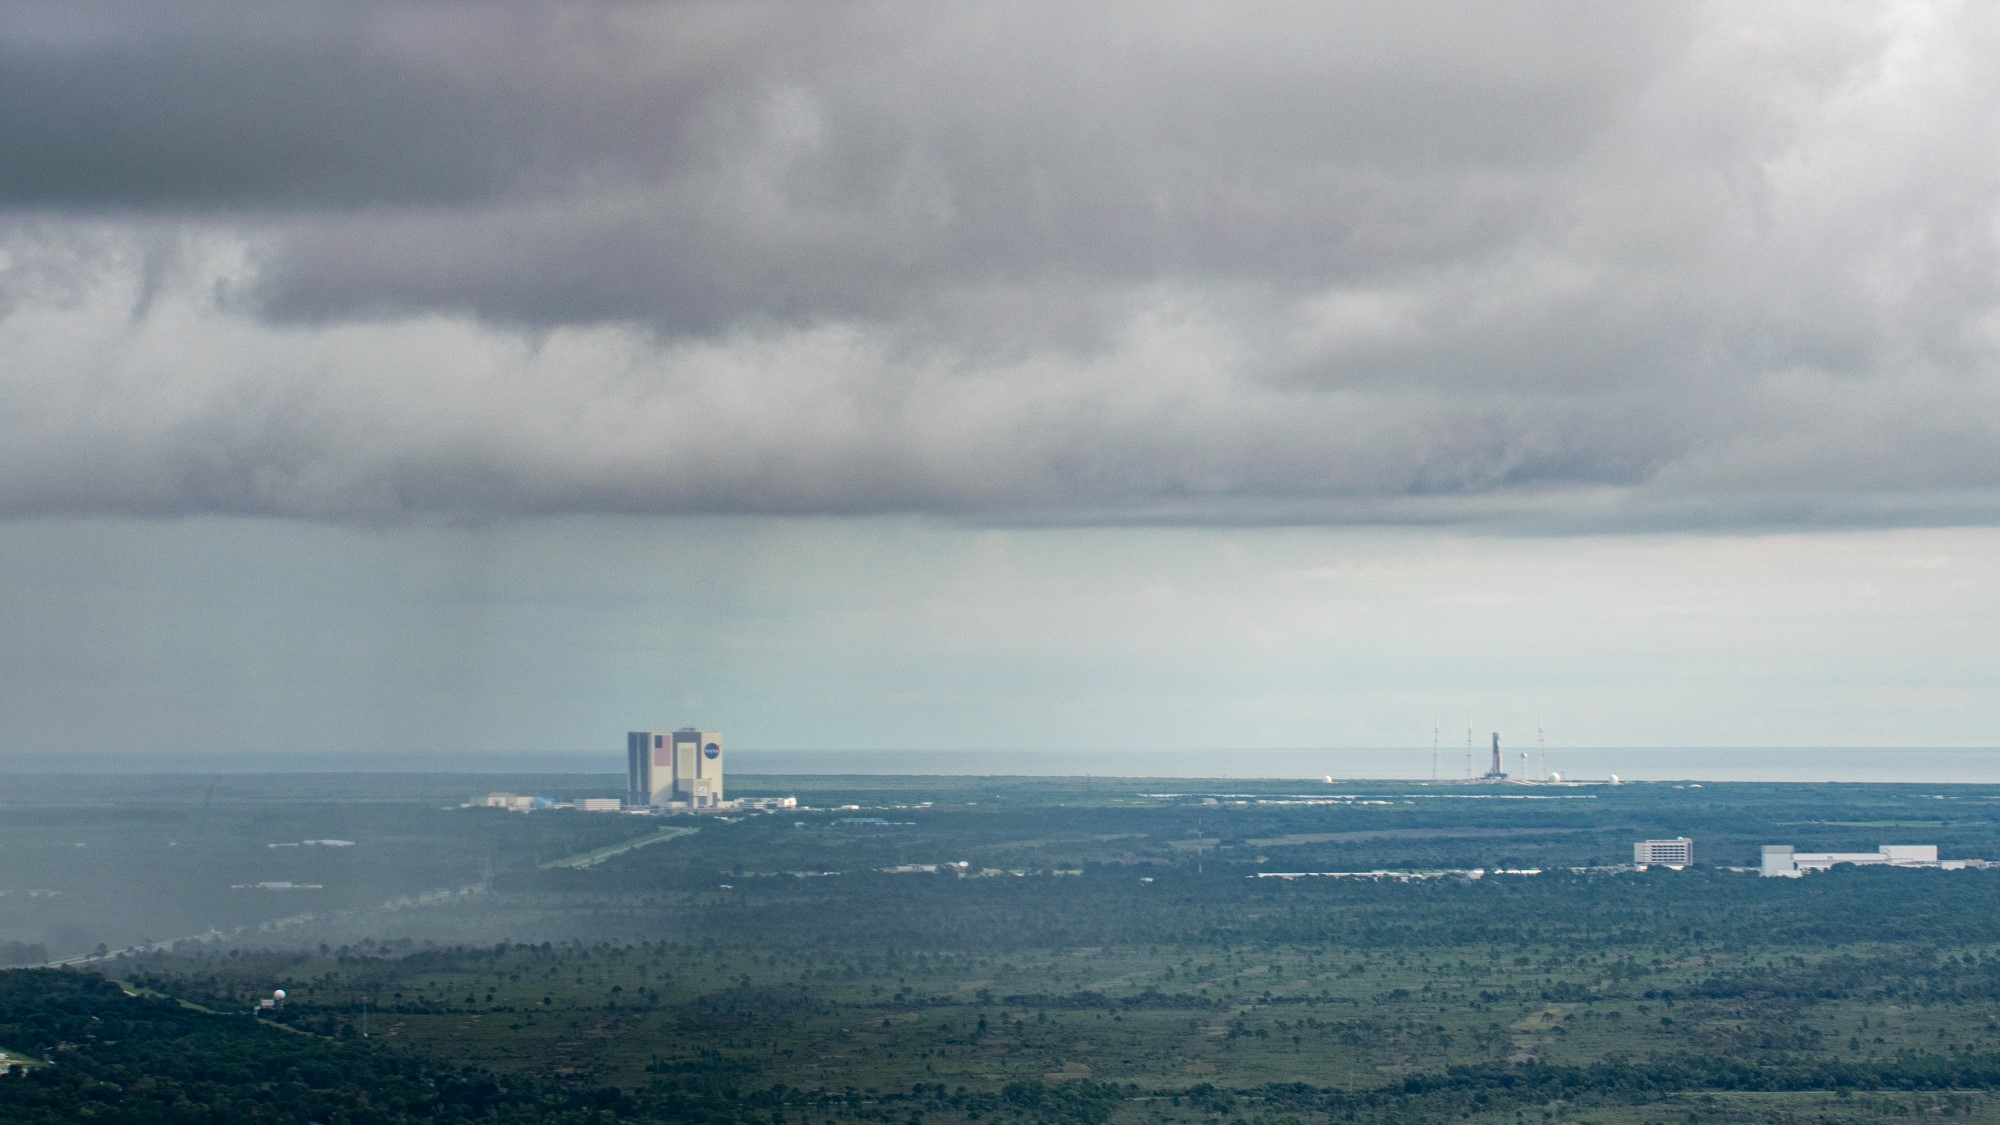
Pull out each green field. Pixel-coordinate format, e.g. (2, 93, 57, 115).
(11, 774, 2000, 1121)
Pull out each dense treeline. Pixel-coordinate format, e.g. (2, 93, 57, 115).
(487, 864, 2000, 956)
(0, 969, 1162, 1124)
(17, 966, 2000, 1125)
(0, 969, 763, 1123)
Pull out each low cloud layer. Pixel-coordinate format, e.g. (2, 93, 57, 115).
(3, 1, 1998, 528)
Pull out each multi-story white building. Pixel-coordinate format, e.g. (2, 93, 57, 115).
(1633, 838, 1693, 869)
(626, 729, 725, 808)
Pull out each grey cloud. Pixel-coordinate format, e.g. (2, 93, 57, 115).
(2, 3, 1999, 530)
(7, 2, 1684, 324)
(0, 2, 798, 212)
(0, 9, 514, 209)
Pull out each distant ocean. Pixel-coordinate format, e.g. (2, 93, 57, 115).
(735, 747, 2000, 784)
(8, 747, 2000, 784)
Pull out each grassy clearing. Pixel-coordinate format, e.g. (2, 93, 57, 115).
(538, 825, 697, 870)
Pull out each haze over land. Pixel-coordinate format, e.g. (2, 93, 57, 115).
(3, 2, 2000, 759)
(16, 773, 2000, 1124)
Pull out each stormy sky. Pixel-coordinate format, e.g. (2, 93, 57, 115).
(3, 2, 1998, 760)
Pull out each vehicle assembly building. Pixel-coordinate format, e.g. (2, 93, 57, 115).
(627, 729, 726, 809)
(464, 728, 792, 815)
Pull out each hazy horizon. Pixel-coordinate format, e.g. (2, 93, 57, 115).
(10, 746, 2000, 785)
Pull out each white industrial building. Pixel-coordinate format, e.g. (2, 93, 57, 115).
(470, 793, 541, 812)
(627, 729, 726, 809)
(1760, 843, 1981, 877)
(1634, 838, 1693, 869)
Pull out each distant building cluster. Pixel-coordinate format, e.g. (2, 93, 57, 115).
(1625, 837, 1992, 877)
(1760, 843, 1987, 877)
(463, 727, 796, 816)
(469, 793, 554, 812)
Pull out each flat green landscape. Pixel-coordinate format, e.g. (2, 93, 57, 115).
(10, 774, 2000, 1121)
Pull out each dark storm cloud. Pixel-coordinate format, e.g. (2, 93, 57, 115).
(3, 2, 1672, 321)
(3, 2, 1999, 528)
(245, 5, 1671, 332)
(0, 6, 519, 209)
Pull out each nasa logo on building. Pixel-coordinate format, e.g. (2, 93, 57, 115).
(703, 741, 721, 760)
